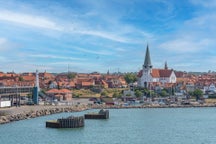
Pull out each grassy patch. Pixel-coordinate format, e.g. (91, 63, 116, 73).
(205, 98, 216, 103)
(72, 88, 127, 98)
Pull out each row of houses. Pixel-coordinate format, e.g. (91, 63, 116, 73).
(0, 71, 127, 90)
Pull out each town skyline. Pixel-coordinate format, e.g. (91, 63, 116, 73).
(0, 0, 216, 73)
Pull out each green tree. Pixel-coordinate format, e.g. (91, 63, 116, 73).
(143, 88, 150, 97)
(150, 91, 157, 97)
(67, 72, 77, 79)
(18, 76, 24, 81)
(188, 91, 194, 97)
(113, 92, 121, 98)
(124, 73, 137, 84)
(126, 93, 131, 96)
(160, 90, 168, 97)
(193, 89, 203, 101)
(135, 90, 142, 98)
(101, 91, 108, 97)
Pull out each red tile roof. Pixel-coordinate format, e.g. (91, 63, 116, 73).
(82, 81, 93, 86)
(59, 89, 71, 93)
(46, 89, 59, 93)
(22, 75, 35, 81)
(138, 69, 173, 78)
(151, 69, 160, 77)
(174, 71, 184, 78)
(158, 69, 172, 77)
(46, 88, 71, 94)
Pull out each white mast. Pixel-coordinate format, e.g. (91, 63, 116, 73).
(35, 70, 40, 92)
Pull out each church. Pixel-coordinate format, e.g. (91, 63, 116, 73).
(137, 45, 176, 88)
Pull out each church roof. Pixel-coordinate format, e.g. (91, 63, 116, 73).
(138, 69, 174, 78)
(151, 69, 160, 77)
(151, 69, 173, 78)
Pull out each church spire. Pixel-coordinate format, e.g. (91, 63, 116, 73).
(164, 61, 168, 70)
(107, 69, 110, 75)
(143, 44, 152, 68)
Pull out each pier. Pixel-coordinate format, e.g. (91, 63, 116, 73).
(46, 116, 84, 128)
(84, 109, 109, 119)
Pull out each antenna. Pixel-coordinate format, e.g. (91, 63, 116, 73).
(33, 64, 47, 72)
(68, 64, 69, 74)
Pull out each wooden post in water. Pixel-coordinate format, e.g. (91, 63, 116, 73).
(84, 109, 109, 119)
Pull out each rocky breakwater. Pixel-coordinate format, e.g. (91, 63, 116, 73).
(0, 105, 90, 124)
(89, 103, 216, 109)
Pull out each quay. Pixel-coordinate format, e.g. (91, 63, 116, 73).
(46, 116, 84, 128)
(84, 109, 109, 119)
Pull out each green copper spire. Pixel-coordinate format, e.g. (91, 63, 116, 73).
(143, 44, 152, 68)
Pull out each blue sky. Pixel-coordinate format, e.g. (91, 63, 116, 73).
(0, 0, 216, 73)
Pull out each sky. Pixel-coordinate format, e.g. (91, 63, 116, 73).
(0, 0, 216, 73)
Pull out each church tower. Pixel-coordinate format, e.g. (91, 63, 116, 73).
(140, 44, 153, 88)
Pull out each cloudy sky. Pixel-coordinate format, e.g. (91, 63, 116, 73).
(0, 0, 215, 73)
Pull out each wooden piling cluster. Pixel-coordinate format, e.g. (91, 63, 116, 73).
(58, 116, 84, 128)
(46, 116, 84, 128)
(84, 109, 109, 119)
(46, 120, 60, 128)
(46, 109, 109, 128)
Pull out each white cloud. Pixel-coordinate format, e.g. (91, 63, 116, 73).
(0, 10, 143, 44)
(0, 3, 153, 44)
(190, 0, 216, 8)
(75, 30, 131, 43)
(47, 61, 103, 73)
(29, 54, 86, 61)
(73, 46, 113, 56)
(0, 38, 7, 47)
(0, 56, 6, 61)
(159, 38, 212, 53)
(0, 10, 63, 31)
(158, 12, 216, 54)
(0, 37, 17, 51)
(173, 63, 200, 67)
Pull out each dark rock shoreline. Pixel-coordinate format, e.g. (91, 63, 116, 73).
(0, 104, 216, 124)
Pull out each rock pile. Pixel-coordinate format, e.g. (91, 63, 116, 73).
(0, 105, 89, 124)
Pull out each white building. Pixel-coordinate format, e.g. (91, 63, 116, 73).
(138, 45, 176, 88)
(204, 83, 216, 93)
(209, 83, 216, 92)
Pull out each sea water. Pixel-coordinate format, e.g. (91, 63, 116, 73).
(0, 108, 216, 144)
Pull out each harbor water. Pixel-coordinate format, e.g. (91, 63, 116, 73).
(0, 108, 216, 144)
